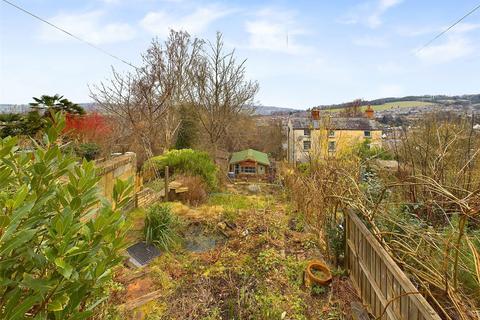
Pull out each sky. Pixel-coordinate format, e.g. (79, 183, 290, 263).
(1, 0, 480, 108)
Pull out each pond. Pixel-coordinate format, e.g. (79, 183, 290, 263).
(182, 222, 227, 253)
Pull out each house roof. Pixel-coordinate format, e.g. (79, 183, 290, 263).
(229, 149, 270, 166)
(290, 117, 382, 131)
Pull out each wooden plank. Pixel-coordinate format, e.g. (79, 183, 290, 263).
(401, 289, 409, 319)
(380, 261, 387, 298)
(121, 290, 163, 310)
(345, 215, 350, 271)
(347, 239, 399, 320)
(375, 252, 382, 317)
(408, 299, 420, 320)
(347, 212, 441, 320)
(392, 278, 401, 315)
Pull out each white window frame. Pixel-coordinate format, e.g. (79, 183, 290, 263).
(364, 130, 371, 138)
(328, 130, 335, 138)
(303, 140, 311, 150)
(328, 141, 336, 152)
(241, 166, 256, 174)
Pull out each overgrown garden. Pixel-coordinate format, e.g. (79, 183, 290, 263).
(283, 114, 480, 319)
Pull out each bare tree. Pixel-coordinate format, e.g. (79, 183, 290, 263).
(90, 30, 203, 166)
(341, 99, 363, 117)
(187, 32, 259, 154)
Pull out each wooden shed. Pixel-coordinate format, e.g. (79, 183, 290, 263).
(229, 149, 270, 178)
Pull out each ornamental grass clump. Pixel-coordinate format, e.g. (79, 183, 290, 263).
(144, 204, 182, 251)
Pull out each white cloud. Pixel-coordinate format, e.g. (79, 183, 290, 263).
(245, 8, 311, 54)
(140, 5, 233, 37)
(449, 23, 480, 34)
(100, 0, 121, 4)
(39, 11, 135, 45)
(414, 23, 479, 63)
(352, 35, 388, 48)
(415, 36, 475, 64)
(396, 25, 437, 37)
(398, 22, 480, 37)
(376, 61, 407, 74)
(341, 0, 403, 29)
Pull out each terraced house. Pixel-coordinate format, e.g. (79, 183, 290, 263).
(287, 107, 383, 164)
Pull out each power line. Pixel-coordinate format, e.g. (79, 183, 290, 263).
(417, 2, 480, 53)
(1, 0, 138, 69)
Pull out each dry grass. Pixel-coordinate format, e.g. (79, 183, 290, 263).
(176, 175, 208, 206)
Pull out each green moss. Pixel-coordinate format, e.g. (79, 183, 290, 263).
(253, 290, 285, 319)
(200, 307, 222, 320)
(285, 257, 307, 287)
(311, 284, 327, 296)
(209, 193, 252, 210)
(257, 248, 283, 273)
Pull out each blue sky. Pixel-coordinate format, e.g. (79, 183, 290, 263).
(1, 0, 479, 108)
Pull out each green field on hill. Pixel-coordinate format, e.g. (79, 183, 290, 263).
(325, 100, 435, 113)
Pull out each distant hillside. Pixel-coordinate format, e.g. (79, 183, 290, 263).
(254, 105, 300, 115)
(0, 103, 98, 113)
(317, 94, 480, 111)
(1, 103, 297, 116)
(324, 100, 436, 113)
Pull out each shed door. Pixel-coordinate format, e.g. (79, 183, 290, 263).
(258, 165, 265, 175)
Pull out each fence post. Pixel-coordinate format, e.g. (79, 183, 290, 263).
(164, 166, 169, 202)
(344, 213, 349, 272)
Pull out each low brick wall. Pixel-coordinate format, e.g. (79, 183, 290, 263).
(135, 188, 161, 208)
(96, 153, 141, 201)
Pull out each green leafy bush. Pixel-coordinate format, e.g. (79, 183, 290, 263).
(144, 203, 182, 251)
(0, 112, 132, 319)
(76, 142, 101, 161)
(354, 140, 394, 161)
(0, 111, 46, 138)
(326, 217, 345, 267)
(146, 149, 218, 190)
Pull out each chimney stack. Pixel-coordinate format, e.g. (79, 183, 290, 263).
(365, 105, 374, 119)
(311, 108, 320, 120)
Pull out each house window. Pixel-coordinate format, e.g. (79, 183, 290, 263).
(328, 130, 335, 137)
(241, 166, 256, 174)
(303, 140, 311, 150)
(304, 129, 311, 137)
(328, 141, 336, 152)
(364, 130, 371, 138)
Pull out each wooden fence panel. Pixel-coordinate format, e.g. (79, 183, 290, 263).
(345, 211, 441, 320)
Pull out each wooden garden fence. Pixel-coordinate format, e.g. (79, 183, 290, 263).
(345, 211, 441, 320)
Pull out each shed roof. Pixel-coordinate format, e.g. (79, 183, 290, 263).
(229, 149, 270, 166)
(290, 117, 382, 131)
